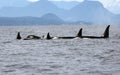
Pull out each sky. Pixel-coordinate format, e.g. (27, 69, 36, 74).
(0, 0, 120, 14)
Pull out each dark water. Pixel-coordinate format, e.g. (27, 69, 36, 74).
(0, 25, 120, 75)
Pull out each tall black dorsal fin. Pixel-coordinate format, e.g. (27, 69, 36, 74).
(103, 25, 110, 38)
(77, 28, 82, 37)
(16, 32, 21, 40)
(46, 32, 52, 40)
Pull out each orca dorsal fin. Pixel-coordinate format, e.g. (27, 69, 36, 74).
(103, 25, 110, 38)
(16, 32, 21, 40)
(77, 28, 82, 37)
(46, 32, 51, 40)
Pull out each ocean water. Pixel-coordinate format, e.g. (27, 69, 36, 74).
(0, 25, 120, 75)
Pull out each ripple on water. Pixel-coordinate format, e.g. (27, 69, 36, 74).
(3, 69, 16, 73)
(37, 68, 53, 73)
(50, 65, 63, 69)
(2, 41, 12, 44)
(0, 25, 120, 75)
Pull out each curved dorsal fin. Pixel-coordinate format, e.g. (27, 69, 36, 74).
(77, 28, 82, 37)
(46, 32, 51, 40)
(16, 32, 21, 40)
(103, 25, 110, 38)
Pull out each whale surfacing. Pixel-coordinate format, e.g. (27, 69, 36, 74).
(16, 32, 41, 40)
(80, 25, 110, 39)
(16, 25, 110, 40)
(16, 32, 22, 40)
(24, 35, 41, 40)
(46, 32, 52, 40)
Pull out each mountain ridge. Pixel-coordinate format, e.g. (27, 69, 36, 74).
(0, 13, 65, 25)
(0, 0, 120, 25)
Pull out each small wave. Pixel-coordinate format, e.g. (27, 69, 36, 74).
(2, 41, 12, 44)
(3, 70, 15, 73)
(50, 65, 63, 69)
(104, 50, 115, 54)
(52, 53, 66, 57)
(5, 64, 20, 68)
(10, 53, 28, 56)
(19, 65, 34, 69)
(38, 68, 52, 73)
(5, 64, 35, 69)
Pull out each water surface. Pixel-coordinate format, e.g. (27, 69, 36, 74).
(0, 25, 120, 75)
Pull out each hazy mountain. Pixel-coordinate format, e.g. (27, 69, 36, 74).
(0, 13, 92, 25)
(0, 0, 64, 17)
(39, 13, 64, 25)
(112, 15, 120, 24)
(0, 0, 120, 25)
(0, 17, 40, 25)
(68, 0, 116, 24)
(0, 13, 65, 25)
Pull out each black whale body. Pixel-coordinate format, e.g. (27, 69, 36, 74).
(23, 35, 41, 40)
(80, 25, 110, 39)
(16, 25, 110, 40)
(46, 25, 110, 39)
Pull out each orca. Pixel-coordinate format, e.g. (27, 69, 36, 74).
(46, 32, 53, 40)
(46, 28, 82, 40)
(23, 35, 41, 40)
(16, 32, 41, 40)
(16, 32, 22, 40)
(46, 25, 110, 39)
(57, 29, 82, 39)
(79, 25, 110, 39)
(16, 25, 110, 40)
